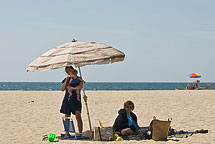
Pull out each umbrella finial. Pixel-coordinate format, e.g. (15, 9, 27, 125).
(72, 39, 77, 42)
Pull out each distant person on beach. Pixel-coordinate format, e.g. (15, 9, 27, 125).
(186, 80, 200, 90)
(194, 80, 200, 89)
(113, 100, 140, 136)
(60, 66, 84, 134)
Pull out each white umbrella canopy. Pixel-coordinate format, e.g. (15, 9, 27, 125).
(26, 41, 125, 72)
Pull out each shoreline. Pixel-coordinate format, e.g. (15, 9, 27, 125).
(0, 89, 215, 92)
(1, 82, 214, 91)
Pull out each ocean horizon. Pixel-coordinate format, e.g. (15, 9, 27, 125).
(0, 82, 214, 91)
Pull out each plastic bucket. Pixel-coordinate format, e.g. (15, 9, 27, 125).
(48, 133, 56, 142)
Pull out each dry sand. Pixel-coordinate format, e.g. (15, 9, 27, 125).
(0, 90, 214, 144)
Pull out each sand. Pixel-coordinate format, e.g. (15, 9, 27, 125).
(0, 90, 214, 144)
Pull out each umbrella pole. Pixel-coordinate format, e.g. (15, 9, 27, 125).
(77, 66, 93, 134)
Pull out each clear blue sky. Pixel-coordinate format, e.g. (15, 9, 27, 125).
(0, 0, 215, 82)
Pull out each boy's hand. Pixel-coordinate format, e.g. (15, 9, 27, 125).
(77, 97, 81, 101)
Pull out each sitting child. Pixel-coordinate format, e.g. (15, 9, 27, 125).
(113, 100, 139, 135)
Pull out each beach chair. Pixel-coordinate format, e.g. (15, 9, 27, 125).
(62, 117, 77, 139)
(62, 117, 90, 140)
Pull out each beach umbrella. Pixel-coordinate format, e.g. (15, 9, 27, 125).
(26, 39, 125, 133)
(186, 73, 201, 90)
(186, 73, 201, 78)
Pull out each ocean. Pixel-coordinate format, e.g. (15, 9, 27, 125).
(0, 82, 214, 91)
